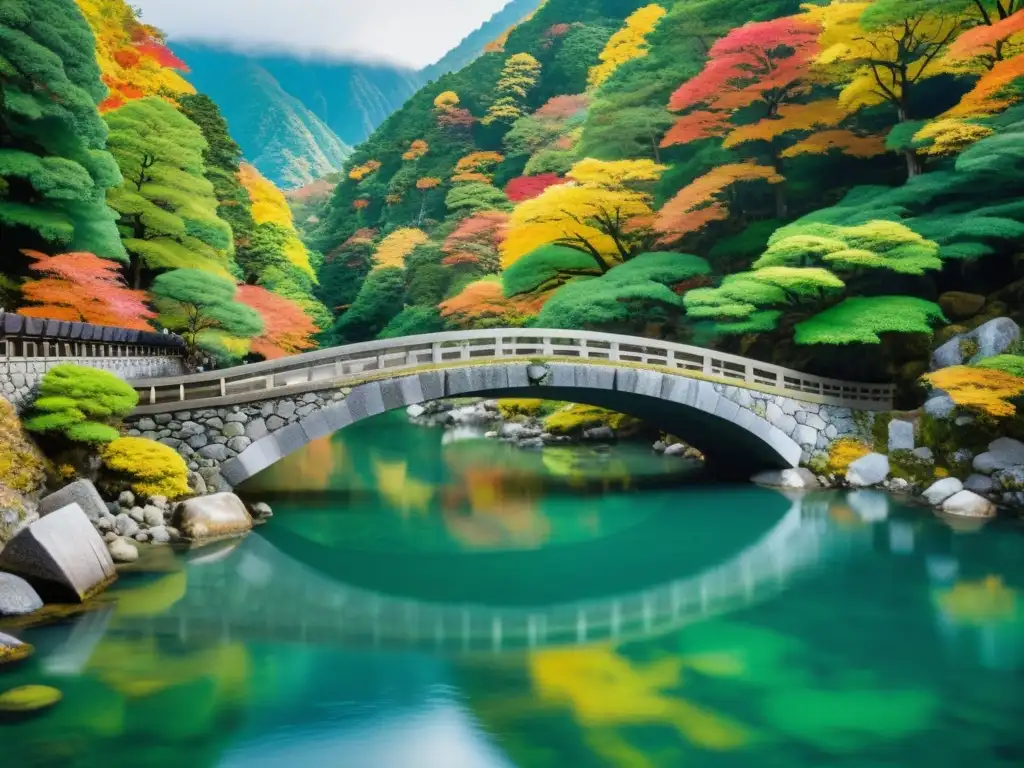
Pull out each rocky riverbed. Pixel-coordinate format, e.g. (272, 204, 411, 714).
(406, 398, 704, 460)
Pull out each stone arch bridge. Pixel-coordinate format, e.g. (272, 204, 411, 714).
(123, 330, 892, 490)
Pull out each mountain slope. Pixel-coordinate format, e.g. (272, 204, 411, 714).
(421, 0, 546, 82)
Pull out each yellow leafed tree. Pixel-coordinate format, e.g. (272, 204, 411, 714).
(588, 4, 667, 89)
(483, 54, 542, 125)
(921, 366, 1024, 418)
(238, 163, 316, 279)
(502, 159, 664, 269)
(373, 228, 429, 270)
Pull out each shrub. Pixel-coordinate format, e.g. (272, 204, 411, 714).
(498, 399, 546, 419)
(544, 404, 629, 435)
(0, 398, 46, 495)
(102, 438, 191, 500)
(827, 438, 871, 474)
(23, 365, 138, 444)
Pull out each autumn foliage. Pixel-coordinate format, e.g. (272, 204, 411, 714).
(237, 285, 320, 360)
(921, 366, 1024, 418)
(19, 250, 155, 330)
(505, 174, 565, 202)
(588, 5, 667, 89)
(655, 164, 784, 244)
(373, 228, 429, 270)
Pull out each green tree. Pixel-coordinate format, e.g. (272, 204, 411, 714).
(535, 252, 710, 334)
(445, 183, 511, 215)
(24, 364, 138, 445)
(150, 269, 263, 364)
(0, 0, 125, 261)
(503, 244, 605, 297)
(177, 93, 259, 277)
(105, 97, 234, 288)
(379, 306, 446, 339)
(331, 267, 407, 344)
(794, 296, 946, 345)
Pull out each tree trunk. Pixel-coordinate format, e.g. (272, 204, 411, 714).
(128, 253, 142, 290)
(903, 149, 923, 179)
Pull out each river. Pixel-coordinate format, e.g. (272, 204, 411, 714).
(4, 411, 1024, 766)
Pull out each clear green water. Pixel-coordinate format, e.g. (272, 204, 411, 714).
(4, 412, 1024, 767)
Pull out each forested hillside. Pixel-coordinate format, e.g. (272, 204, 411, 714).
(1, 0, 326, 364)
(170, 44, 352, 189)
(309, 0, 1024, 404)
(421, 0, 548, 82)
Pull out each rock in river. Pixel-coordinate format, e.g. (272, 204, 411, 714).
(172, 492, 253, 542)
(751, 468, 821, 490)
(0, 573, 43, 617)
(846, 453, 890, 487)
(0, 503, 116, 601)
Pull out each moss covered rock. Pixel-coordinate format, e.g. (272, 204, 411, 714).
(0, 631, 34, 666)
(0, 685, 62, 714)
(939, 292, 986, 320)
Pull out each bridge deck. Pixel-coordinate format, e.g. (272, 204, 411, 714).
(128, 329, 894, 414)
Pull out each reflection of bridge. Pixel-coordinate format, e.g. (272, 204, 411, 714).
(124, 497, 864, 652)
(125, 330, 893, 484)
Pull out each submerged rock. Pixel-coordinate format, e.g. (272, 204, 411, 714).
(751, 468, 820, 490)
(173, 492, 253, 542)
(108, 537, 139, 564)
(0, 684, 62, 714)
(0, 633, 33, 666)
(941, 490, 996, 518)
(0, 503, 116, 601)
(0, 573, 43, 617)
(846, 453, 890, 487)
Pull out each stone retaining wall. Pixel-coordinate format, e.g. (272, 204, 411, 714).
(713, 383, 873, 463)
(1, 356, 185, 412)
(124, 389, 348, 493)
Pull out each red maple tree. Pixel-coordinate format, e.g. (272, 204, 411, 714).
(505, 174, 565, 202)
(19, 250, 156, 331)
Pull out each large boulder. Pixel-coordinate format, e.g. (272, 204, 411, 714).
(38, 480, 107, 522)
(922, 478, 963, 507)
(973, 437, 1024, 474)
(938, 291, 985, 320)
(0, 573, 42, 617)
(172, 493, 253, 542)
(964, 474, 995, 495)
(751, 468, 821, 490)
(846, 453, 890, 487)
(941, 490, 996, 518)
(932, 317, 1021, 369)
(0, 503, 116, 601)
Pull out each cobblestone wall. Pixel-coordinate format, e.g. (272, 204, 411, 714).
(713, 383, 874, 463)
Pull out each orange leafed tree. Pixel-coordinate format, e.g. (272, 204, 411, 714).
(946, 53, 1024, 117)
(781, 129, 887, 158)
(349, 160, 382, 181)
(442, 211, 509, 272)
(922, 365, 1024, 418)
(654, 164, 783, 244)
(440, 280, 544, 328)
(403, 140, 430, 161)
(19, 250, 155, 330)
(237, 285, 320, 360)
(452, 152, 506, 183)
(947, 9, 1024, 69)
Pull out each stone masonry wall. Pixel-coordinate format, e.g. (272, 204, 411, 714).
(124, 388, 350, 494)
(713, 383, 875, 463)
(2, 356, 185, 412)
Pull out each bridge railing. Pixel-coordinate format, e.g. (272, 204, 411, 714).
(129, 329, 895, 411)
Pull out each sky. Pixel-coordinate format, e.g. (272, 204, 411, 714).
(133, 0, 513, 69)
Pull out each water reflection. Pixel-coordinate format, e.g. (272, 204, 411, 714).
(4, 414, 1024, 767)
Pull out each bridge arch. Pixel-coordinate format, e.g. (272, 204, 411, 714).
(218, 361, 802, 486)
